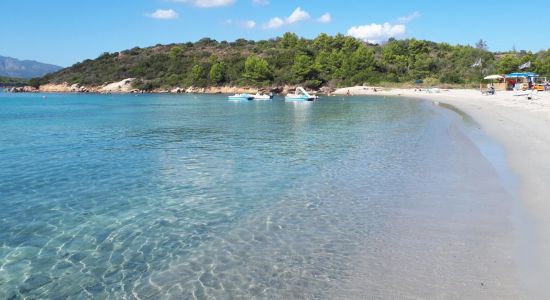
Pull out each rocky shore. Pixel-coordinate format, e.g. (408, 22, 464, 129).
(4, 78, 332, 95)
(4, 86, 39, 93)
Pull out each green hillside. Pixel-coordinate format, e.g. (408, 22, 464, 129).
(36, 33, 550, 90)
(0, 76, 28, 86)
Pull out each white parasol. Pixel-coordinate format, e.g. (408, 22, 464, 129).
(484, 75, 504, 80)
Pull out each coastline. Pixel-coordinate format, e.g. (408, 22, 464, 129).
(335, 87, 550, 297)
(3, 79, 316, 95)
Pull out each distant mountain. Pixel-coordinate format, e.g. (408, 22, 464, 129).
(0, 56, 62, 79)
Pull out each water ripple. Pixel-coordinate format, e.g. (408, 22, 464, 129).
(0, 94, 520, 299)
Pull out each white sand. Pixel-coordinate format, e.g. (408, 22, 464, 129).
(335, 86, 550, 296)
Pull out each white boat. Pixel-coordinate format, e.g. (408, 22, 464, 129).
(252, 93, 273, 100)
(228, 93, 254, 101)
(285, 87, 318, 101)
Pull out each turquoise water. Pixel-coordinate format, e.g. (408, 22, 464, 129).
(0, 93, 521, 299)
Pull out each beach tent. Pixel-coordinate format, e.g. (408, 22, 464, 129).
(505, 72, 539, 90)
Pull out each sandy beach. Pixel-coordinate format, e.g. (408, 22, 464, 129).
(335, 86, 550, 297)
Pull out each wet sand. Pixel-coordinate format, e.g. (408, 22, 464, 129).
(335, 87, 550, 298)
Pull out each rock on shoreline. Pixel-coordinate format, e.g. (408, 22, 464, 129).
(5, 86, 39, 93)
(4, 78, 329, 95)
(38, 79, 136, 93)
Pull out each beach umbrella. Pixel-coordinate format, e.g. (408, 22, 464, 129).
(484, 75, 504, 80)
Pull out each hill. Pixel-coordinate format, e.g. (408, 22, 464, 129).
(0, 56, 62, 79)
(36, 33, 550, 91)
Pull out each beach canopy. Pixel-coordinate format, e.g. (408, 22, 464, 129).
(505, 72, 538, 78)
(484, 75, 504, 80)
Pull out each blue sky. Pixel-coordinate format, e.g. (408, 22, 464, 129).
(2, 0, 549, 67)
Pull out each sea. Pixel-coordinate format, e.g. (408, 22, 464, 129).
(0, 93, 526, 299)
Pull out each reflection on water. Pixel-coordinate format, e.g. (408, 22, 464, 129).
(0, 94, 522, 299)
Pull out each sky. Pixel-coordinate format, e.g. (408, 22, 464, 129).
(2, 0, 549, 67)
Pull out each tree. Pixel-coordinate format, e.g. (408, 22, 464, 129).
(190, 64, 207, 86)
(315, 50, 337, 82)
(208, 55, 219, 65)
(209, 62, 225, 85)
(535, 50, 550, 77)
(243, 55, 272, 84)
(169, 46, 183, 60)
(475, 39, 488, 51)
(381, 40, 409, 77)
(280, 32, 299, 49)
(291, 54, 322, 88)
(195, 38, 218, 47)
(340, 46, 377, 85)
(341, 37, 362, 54)
(165, 74, 183, 87)
(313, 33, 332, 51)
(497, 54, 520, 74)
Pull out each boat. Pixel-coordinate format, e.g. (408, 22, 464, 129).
(285, 87, 318, 101)
(252, 93, 273, 100)
(228, 93, 254, 101)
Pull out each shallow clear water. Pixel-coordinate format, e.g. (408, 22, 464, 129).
(0, 93, 521, 299)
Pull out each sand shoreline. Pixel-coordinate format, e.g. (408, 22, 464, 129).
(335, 87, 550, 297)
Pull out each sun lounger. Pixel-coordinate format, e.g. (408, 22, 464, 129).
(481, 87, 495, 95)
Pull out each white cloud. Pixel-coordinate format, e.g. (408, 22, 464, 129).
(262, 7, 312, 29)
(397, 11, 421, 23)
(263, 17, 284, 29)
(146, 9, 179, 20)
(226, 19, 257, 28)
(172, 0, 235, 8)
(347, 22, 406, 43)
(317, 13, 331, 23)
(243, 20, 257, 28)
(286, 7, 310, 24)
(252, 0, 269, 5)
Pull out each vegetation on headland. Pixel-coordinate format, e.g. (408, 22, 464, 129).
(0, 76, 28, 87)
(34, 33, 550, 91)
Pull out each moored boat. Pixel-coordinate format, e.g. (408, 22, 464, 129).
(228, 93, 254, 101)
(285, 87, 318, 101)
(252, 93, 273, 100)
